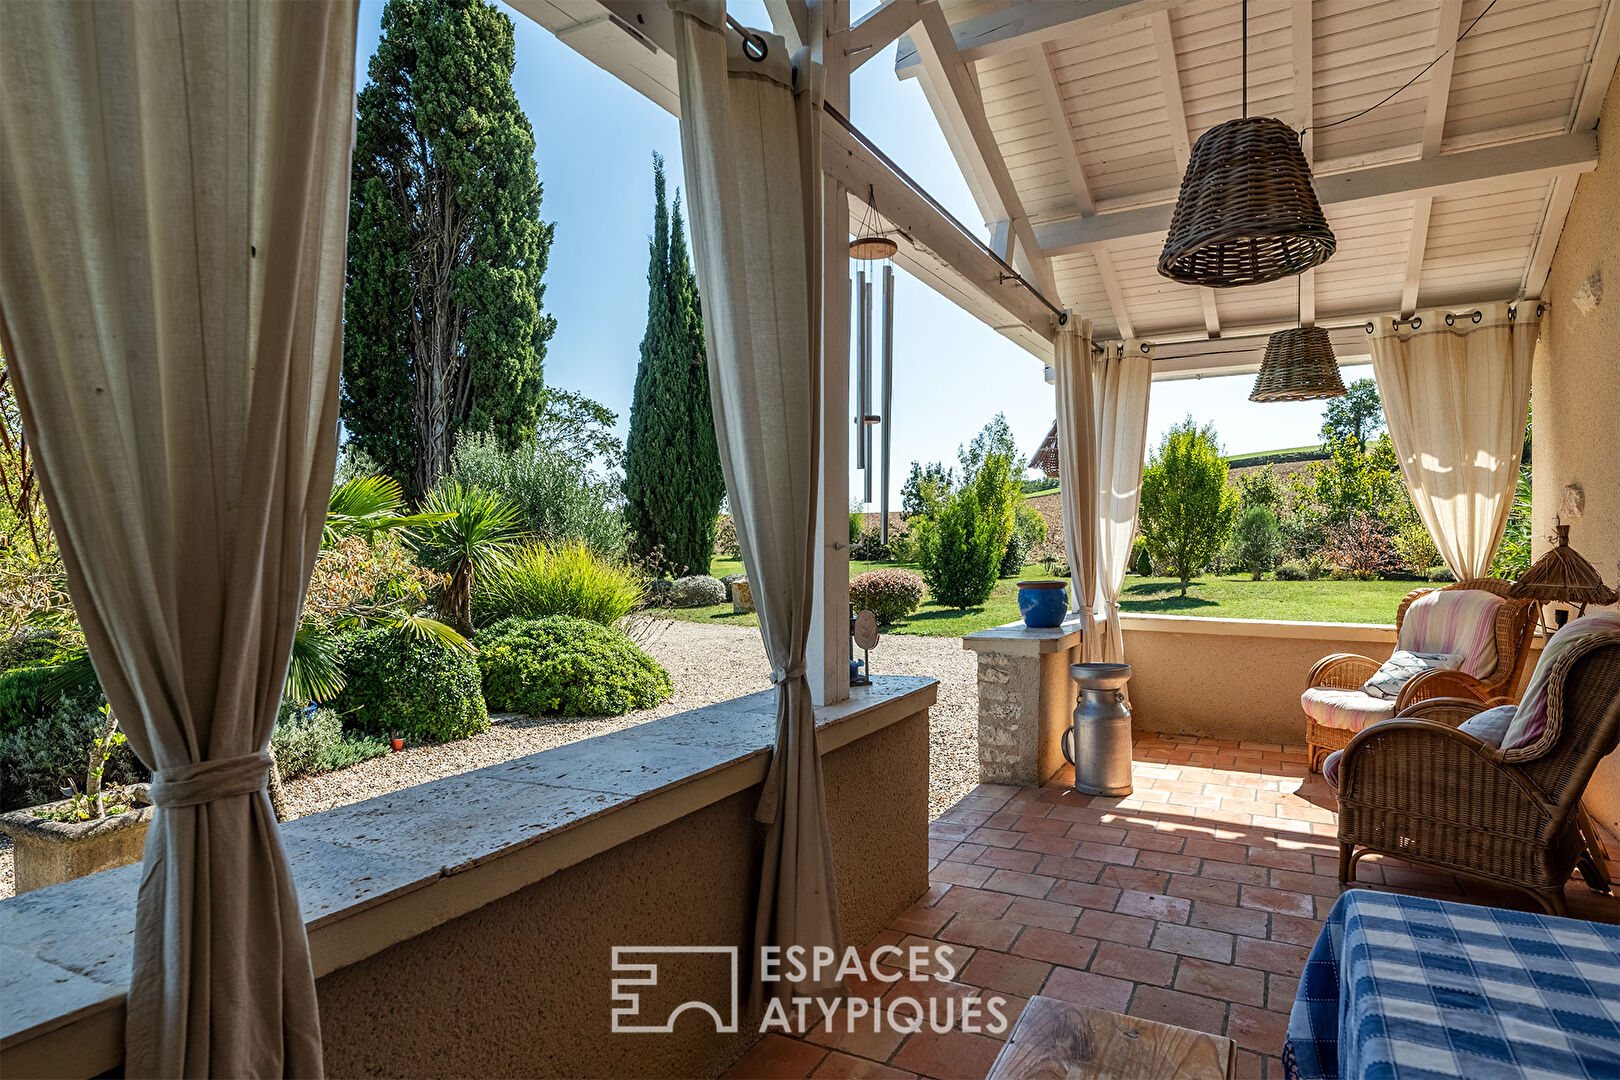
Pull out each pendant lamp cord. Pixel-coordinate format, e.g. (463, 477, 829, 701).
(1241, 0, 1248, 119)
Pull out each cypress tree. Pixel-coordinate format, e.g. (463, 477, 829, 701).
(343, 0, 556, 501)
(624, 156, 727, 575)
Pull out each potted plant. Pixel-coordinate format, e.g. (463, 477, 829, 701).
(0, 704, 154, 894)
(391, 730, 405, 752)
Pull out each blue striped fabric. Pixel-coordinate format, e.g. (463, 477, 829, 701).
(1284, 890, 1620, 1080)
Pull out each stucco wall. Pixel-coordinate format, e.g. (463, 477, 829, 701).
(1120, 616, 1398, 747)
(314, 709, 929, 1079)
(1535, 64, 1620, 845)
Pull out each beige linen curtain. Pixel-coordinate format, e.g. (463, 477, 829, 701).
(1056, 317, 1099, 640)
(1090, 341, 1153, 664)
(0, 2, 356, 1074)
(1370, 302, 1537, 580)
(669, 2, 841, 1001)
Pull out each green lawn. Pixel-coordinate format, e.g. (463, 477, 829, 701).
(658, 561, 1417, 636)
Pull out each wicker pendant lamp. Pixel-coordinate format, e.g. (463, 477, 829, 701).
(1159, 1, 1335, 288)
(1250, 274, 1345, 401)
(1511, 520, 1618, 634)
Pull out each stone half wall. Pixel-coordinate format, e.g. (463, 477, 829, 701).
(314, 708, 930, 1079)
(1535, 61, 1620, 846)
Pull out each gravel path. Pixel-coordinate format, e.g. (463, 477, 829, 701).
(0, 621, 978, 899)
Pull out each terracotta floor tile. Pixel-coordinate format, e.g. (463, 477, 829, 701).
(931, 861, 994, 888)
(1014, 814, 1072, 836)
(938, 914, 1023, 952)
(945, 842, 987, 864)
(1135, 849, 1202, 875)
(1267, 913, 1325, 947)
(982, 868, 1057, 900)
(930, 886, 1013, 919)
(1040, 966, 1135, 1012)
(1008, 926, 1098, 969)
(1175, 956, 1266, 1008)
(1150, 922, 1235, 964)
(1014, 832, 1080, 858)
(1097, 865, 1172, 894)
(805, 1006, 908, 1066)
(1168, 875, 1242, 907)
(966, 827, 1023, 849)
(809, 1050, 915, 1079)
(1065, 822, 1129, 845)
(889, 1028, 1005, 1079)
(1246, 848, 1317, 874)
(1115, 889, 1192, 924)
(1188, 900, 1270, 939)
(1088, 940, 1177, 986)
(1074, 841, 1140, 865)
(1003, 896, 1081, 933)
(1240, 885, 1317, 918)
(1234, 935, 1309, 976)
(1199, 860, 1271, 886)
(1226, 1005, 1292, 1055)
(1034, 855, 1106, 883)
(959, 949, 1053, 998)
(973, 846, 1044, 873)
(724, 1034, 828, 1079)
(1048, 880, 1122, 910)
(1266, 973, 1300, 1013)
(1128, 985, 1229, 1037)
(896, 936, 975, 979)
(891, 904, 953, 938)
(1074, 908, 1156, 947)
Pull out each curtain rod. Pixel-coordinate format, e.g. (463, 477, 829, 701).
(824, 104, 1068, 327)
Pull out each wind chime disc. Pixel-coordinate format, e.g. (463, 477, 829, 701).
(1250, 325, 1346, 402)
(849, 236, 898, 261)
(853, 610, 880, 652)
(1159, 117, 1336, 288)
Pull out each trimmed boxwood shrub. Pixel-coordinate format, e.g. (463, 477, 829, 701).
(850, 568, 925, 625)
(476, 616, 672, 717)
(333, 628, 488, 743)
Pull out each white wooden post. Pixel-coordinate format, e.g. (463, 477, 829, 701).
(810, 0, 851, 706)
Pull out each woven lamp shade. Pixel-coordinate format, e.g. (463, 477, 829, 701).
(1159, 117, 1337, 288)
(1511, 523, 1618, 606)
(1250, 326, 1346, 402)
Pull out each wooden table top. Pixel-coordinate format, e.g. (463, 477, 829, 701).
(985, 996, 1235, 1080)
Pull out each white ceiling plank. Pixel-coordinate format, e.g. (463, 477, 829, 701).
(1573, 0, 1620, 131)
(844, 0, 920, 71)
(1093, 249, 1135, 339)
(894, 0, 1177, 77)
(1521, 176, 1578, 299)
(1032, 131, 1600, 253)
(1025, 43, 1096, 216)
(763, 0, 809, 51)
(1401, 195, 1433, 316)
(912, 0, 1060, 300)
(1291, 0, 1313, 163)
(1149, 9, 1192, 169)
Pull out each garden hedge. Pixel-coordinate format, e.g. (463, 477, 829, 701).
(334, 628, 488, 743)
(477, 616, 671, 718)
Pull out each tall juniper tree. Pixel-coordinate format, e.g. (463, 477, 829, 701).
(343, 0, 556, 501)
(624, 155, 726, 575)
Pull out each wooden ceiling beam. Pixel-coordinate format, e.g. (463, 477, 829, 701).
(1031, 131, 1600, 254)
(894, 0, 1177, 78)
(1401, 0, 1462, 317)
(844, 0, 920, 71)
(763, 0, 809, 52)
(1147, 8, 1218, 336)
(1093, 248, 1135, 339)
(1291, 0, 1315, 326)
(1572, 0, 1620, 131)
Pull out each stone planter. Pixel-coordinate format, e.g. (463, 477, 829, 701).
(0, 784, 153, 894)
(731, 579, 755, 614)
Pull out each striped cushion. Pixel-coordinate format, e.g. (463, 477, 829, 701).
(1397, 589, 1505, 678)
(1500, 611, 1620, 753)
(1301, 687, 1397, 732)
(1323, 748, 1345, 790)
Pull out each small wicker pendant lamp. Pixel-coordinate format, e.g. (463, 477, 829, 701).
(1159, 0, 1335, 287)
(1510, 520, 1619, 634)
(1250, 276, 1346, 401)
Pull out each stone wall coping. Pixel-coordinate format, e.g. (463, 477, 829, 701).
(0, 676, 938, 1079)
(962, 618, 1086, 656)
(1118, 613, 1398, 642)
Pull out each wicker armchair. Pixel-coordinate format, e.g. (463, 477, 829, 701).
(1304, 578, 1538, 771)
(1334, 628, 1620, 916)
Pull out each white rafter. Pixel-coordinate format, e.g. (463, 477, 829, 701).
(894, 0, 1177, 77)
(1291, 0, 1315, 326)
(1025, 43, 1094, 216)
(1148, 8, 1218, 337)
(910, 0, 1059, 301)
(1093, 248, 1134, 339)
(1399, 0, 1462, 317)
(844, 0, 920, 71)
(763, 0, 809, 51)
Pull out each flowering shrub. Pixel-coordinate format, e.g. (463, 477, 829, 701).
(850, 568, 925, 625)
(477, 616, 671, 717)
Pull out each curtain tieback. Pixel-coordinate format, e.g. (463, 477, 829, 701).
(771, 663, 807, 686)
(151, 750, 274, 808)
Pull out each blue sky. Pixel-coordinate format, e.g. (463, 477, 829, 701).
(353, 0, 1352, 500)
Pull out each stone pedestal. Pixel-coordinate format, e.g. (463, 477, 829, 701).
(962, 618, 1086, 787)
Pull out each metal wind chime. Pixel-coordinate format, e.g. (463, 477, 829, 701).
(850, 188, 897, 545)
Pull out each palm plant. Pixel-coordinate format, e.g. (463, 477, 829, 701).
(411, 482, 525, 634)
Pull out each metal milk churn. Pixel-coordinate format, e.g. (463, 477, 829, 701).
(1063, 663, 1134, 796)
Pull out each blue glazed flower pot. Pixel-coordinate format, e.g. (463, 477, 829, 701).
(1017, 581, 1068, 628)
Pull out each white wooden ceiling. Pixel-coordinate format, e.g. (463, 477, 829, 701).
(899, 0, 1618, 344)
